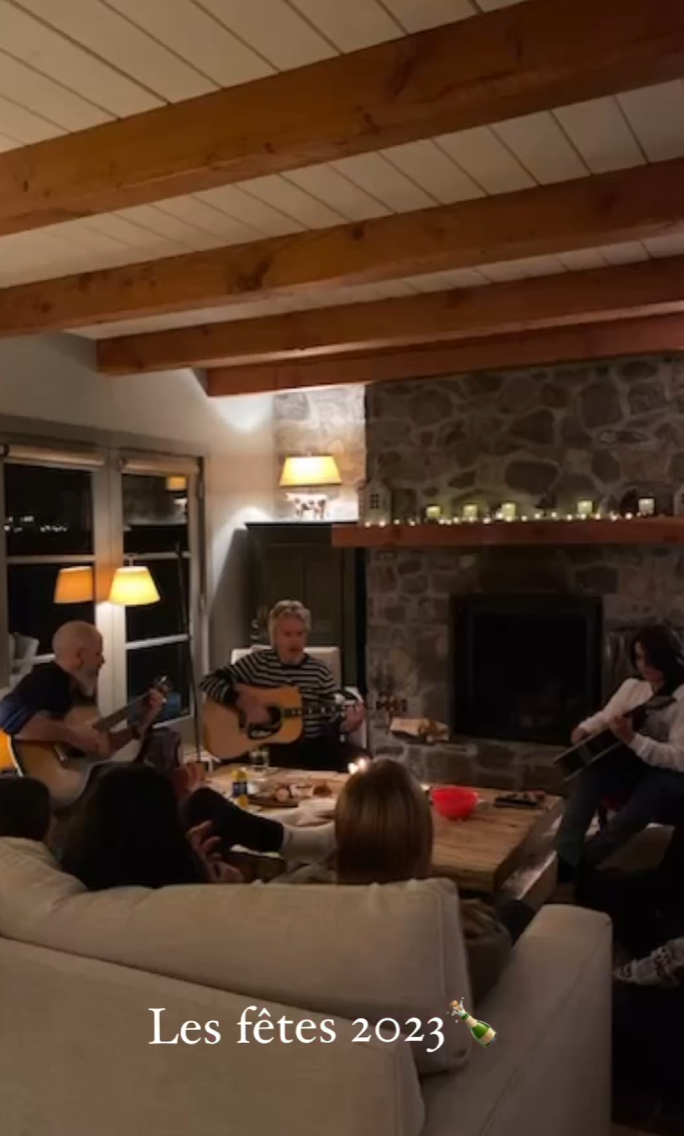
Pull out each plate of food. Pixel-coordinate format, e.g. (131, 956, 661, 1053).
(250, 779, 334, 809)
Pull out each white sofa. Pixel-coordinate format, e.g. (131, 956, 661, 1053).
(0, 838, 611, 1136)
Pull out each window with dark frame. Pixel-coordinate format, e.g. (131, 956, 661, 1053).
(4, 463, 96, 684)
(122, 473, 193, 722)
(0, 446, 204, 731)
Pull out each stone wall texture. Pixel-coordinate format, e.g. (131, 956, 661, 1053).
(274, 385, 365, 520)
(365, 354, 684, 789)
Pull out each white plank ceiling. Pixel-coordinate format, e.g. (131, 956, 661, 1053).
(0, 0, 682, 339)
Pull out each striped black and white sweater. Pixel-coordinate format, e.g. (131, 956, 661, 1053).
(200, 649, 339, 740)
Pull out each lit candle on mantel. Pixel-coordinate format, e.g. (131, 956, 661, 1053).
(576, 499, 594, 519)
(638, 496, 656, 517)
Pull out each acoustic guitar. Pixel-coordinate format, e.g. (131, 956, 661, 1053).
(202, 684, 352, 761)
(6, 676, 170, 809)
(554, 693, 674, 781)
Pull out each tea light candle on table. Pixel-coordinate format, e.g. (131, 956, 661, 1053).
(347, 758, 369, 775)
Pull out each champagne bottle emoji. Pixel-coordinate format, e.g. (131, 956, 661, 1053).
(450, 999, 496, 1046)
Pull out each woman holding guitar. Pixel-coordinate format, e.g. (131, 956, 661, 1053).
(556, 624, 684, 884)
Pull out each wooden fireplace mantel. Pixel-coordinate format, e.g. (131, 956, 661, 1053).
(331, 518, 684, 550)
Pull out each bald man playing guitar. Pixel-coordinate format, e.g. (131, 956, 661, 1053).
(0, 621, 165, 806)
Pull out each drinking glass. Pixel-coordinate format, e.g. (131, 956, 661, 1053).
(250, 747, 270, 782)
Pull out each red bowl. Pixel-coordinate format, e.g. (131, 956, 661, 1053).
(431, 786, 479, 821)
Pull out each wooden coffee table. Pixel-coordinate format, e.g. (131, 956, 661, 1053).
(208, 768, 561, 896)
(430, 787, 562, 895)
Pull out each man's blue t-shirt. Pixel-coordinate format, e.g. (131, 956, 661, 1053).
(0, 663, 80, 736)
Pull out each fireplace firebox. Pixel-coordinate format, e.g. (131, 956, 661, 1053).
(450, 595, 602, 745)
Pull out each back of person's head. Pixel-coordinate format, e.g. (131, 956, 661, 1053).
(0, 775, 51, 841)
(61, 764, 202, 890)
(335, 759, 433, 885)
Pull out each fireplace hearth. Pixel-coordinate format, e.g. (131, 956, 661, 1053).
(450, 595, 602, 745)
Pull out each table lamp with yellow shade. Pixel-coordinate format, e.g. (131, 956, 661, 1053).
(279, 454, 341, 520)
(54, 566, 94, 604)
(108, 565, 160, 606)
(165, 475, 187, 492)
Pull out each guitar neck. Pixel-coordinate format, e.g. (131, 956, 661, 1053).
(94, 695, 144, 733)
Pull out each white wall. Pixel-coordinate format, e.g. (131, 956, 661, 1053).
(0, 333, 275, 663)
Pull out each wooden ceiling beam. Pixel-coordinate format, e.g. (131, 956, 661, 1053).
(1, 0, 684, 236)
(4, 158, 684, 335)
(205, 315, 684, 396)
(97, 255, 684, 374)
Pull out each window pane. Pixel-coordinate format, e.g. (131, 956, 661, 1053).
(127, 641, 190, 721)
(4, 464, 93, 556)
(123, 474, 188, 555)
(8, 564, 95, 654)
(125, 558, 190, 642)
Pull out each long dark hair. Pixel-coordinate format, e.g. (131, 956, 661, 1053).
(630, 624, 684, 695)
(0, 776, 51, 841)
(61, 764, 204, 890)
(335, 760, 433, 885)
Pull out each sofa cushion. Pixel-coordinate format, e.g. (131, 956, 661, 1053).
(1, 938, 425, 1136)
(0, 838, 471, 1074)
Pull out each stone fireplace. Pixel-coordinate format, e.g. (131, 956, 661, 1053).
(364, 353, 684, 789)
(450, 594, 602, 746)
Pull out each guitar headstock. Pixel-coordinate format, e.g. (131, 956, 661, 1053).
(150, 675, 172, 700)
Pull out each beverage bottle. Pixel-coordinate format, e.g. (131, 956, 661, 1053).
(450, 999, 496, 1046)
(231, 766, 249, 808)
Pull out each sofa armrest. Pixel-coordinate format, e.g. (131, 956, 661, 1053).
(421, 905, 612, 1136)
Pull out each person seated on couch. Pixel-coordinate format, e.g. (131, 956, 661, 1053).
(282, 759, 534, 1003)
(61, 764, 334, 890)
(0, 775, 51, 842)
(61, 765, 242, 888)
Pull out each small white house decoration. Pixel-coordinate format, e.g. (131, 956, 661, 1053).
(359, 478, 392, 525)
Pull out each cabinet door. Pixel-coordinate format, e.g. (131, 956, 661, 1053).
(302, 546, 343, 645)
(247, 524, 363, 686)
(260, 545, 307, 619)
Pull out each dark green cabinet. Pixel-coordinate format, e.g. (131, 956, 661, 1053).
(246, 523, 365, 688)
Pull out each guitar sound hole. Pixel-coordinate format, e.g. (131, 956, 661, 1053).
(242, 705, 282, 741)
